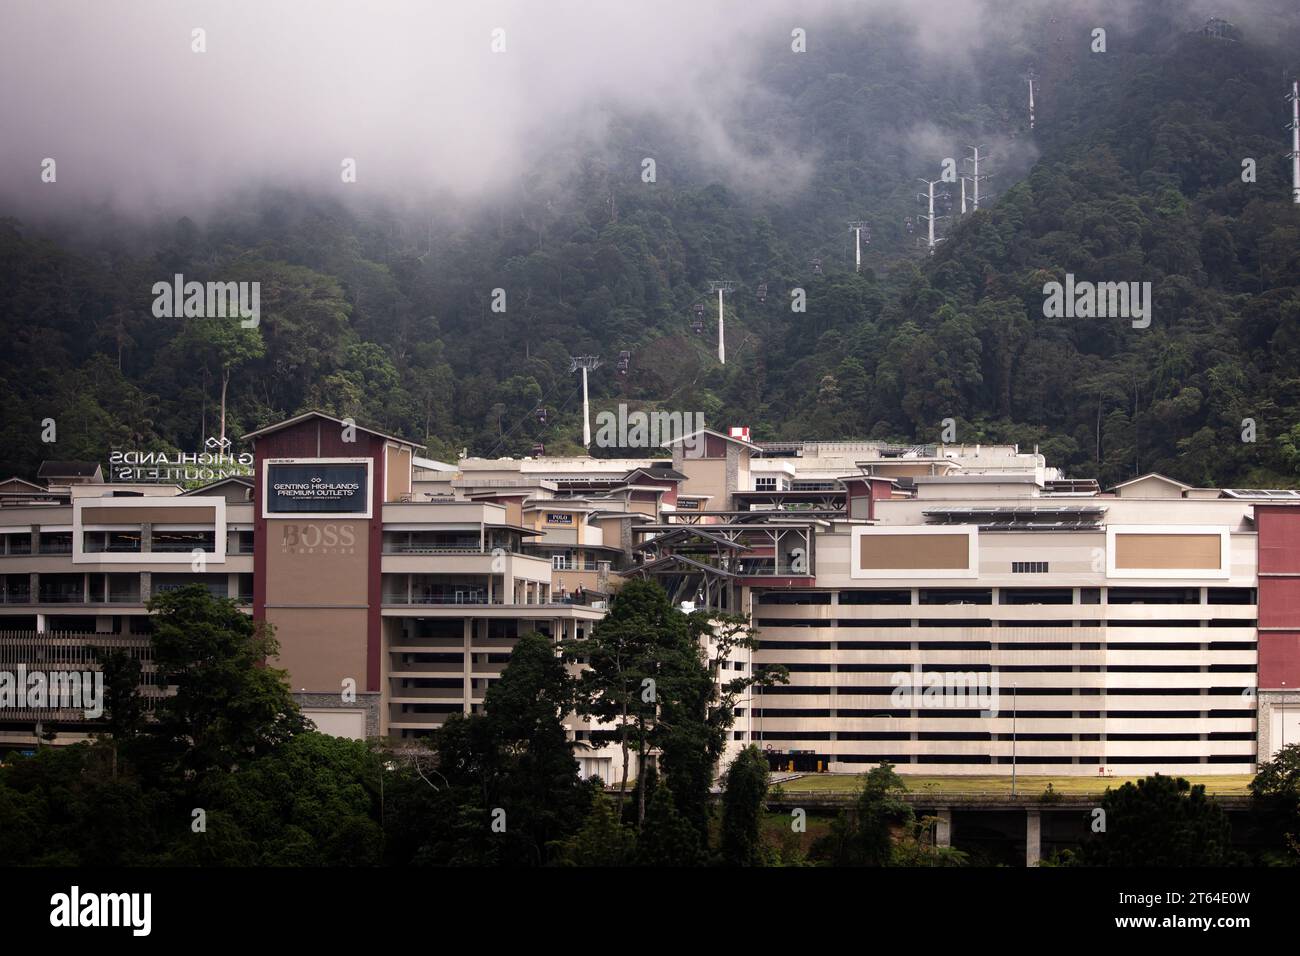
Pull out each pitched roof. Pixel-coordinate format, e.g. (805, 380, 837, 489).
(242, 410, 422, 448)
(181, 476, 254, 496)
(0, 476, 46, 492)
(662, 428, 762, 452)
(37, 461, 102, 478)
(622, 466, 688, 483)
(1109, 472, 1192, 492)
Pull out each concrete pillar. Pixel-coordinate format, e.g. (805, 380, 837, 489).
(462, 617, 473, 714)
(935, 807, 952, 848)
(1025, 809, 1042, 867)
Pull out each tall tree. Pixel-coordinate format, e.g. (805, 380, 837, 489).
(146, 584, 307, 773)
(720, 745, 770, 866)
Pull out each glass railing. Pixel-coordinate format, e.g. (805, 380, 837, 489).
(151, 542, 216, 553)
(385, 546, 487, 554)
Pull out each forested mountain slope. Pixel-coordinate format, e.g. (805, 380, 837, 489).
(1, 2, 1298, 488)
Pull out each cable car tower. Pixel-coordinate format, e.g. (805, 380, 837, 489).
(847, 221, 870, 272)
(1288, 77, 1300, 204)
(1025, 70, 1038, 131)
(917, 178, 947, 255)
(963, 144, 992, 212)
(569, 355, 601, 449)
(708, 280, 735, 364)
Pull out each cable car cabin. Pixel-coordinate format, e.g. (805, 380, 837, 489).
(811, 258, 822, 275)
(905, 217, 915, 234)
(691, 303, 705, 333)
(757, 282, 768, 302)
(617, 350, 630, 374)
(531, 443, 545, 456)
(535, 407, 548, 424)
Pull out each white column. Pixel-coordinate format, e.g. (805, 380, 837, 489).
(717, 288, 725, 364)
(581, 365, 591, 448)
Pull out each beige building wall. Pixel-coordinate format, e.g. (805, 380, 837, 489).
(385, 445, 412, 502)
(680, 458, 727, 507)
(263, 518, 370, 694)
(268, 607, 369, 693)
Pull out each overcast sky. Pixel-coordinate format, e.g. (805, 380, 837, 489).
(0, 0, 1282, 221)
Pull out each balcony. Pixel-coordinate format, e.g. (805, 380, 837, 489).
(383, 573, 502, 607)
(406, 593, 491, 606)
(36, 591, 87, 603)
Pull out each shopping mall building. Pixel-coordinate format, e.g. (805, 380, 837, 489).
(2, 411, 1299, 778)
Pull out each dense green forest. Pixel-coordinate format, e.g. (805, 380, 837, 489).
(2, 1, 1299, 487)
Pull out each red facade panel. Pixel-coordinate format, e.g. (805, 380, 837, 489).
(1259, 632, 1300, 689)
(1257, 506, 1300, 574)
(1258, 577, 1300, 629)
(1255, 505, 1300, 689)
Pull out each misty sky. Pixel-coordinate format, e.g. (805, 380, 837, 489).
(0, 0, 1266, 220)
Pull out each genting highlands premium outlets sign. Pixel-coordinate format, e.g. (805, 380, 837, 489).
(263, 459, 372, 518)
(110, 439, 253, 482)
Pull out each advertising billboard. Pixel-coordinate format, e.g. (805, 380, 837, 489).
(263, 459, 372, 517)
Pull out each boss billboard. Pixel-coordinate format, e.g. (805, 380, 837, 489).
(262, 459, 372, 518)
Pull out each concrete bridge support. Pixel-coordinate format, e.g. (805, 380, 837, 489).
(935, 807, 952, 848)
(1025, 809, 1042, 867)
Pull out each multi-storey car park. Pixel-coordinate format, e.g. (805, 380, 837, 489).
(2, 411, 1299, 783)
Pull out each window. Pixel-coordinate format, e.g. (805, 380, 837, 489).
(84, 530, 142, 553)
(0, 533, 31, 556)
(552, 553, 571, 570)
(39, 532, 73, 554)
(1011, 561, 1049, 573)
(152, 530, 215, 553)
(755, 476, 778, 491)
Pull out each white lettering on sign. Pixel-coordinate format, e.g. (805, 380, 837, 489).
(271, 479, 362, 499)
